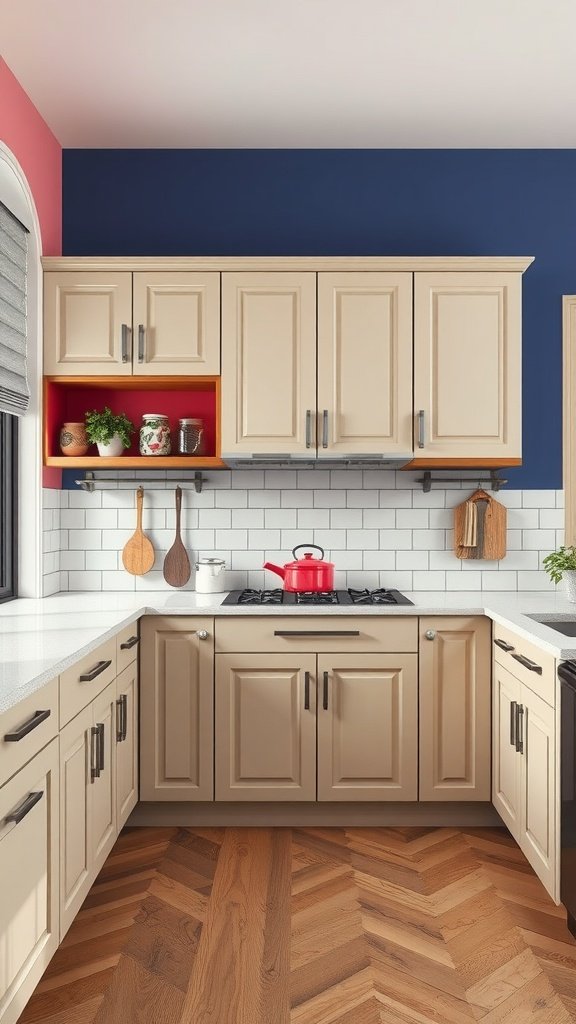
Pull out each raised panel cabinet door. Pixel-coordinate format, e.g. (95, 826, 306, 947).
(317, 273, 413, 457)
(414, 273, 522, 460)
(317, 654, 418, 802)
(492, 662, 522, 836)
(419, 617, 491, 801)
(140, 617, 214, 801)
(59, 703, 92, 938)
(215, 654, 317, 801)
(132, 272, 220, 375)
(221, 273, 317, 456)
(0, 739, 59, 1024)
(91, 682, 117, 875)
(115, 662, 139, 829)
(519, 684, 558, 901)
(44, 271, 133, 375)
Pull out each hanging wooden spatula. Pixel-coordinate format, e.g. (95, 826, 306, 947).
(163, 486, 191, 587)
(122, 487, 155, 575)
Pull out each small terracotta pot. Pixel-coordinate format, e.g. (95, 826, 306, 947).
(59, 422, 89, 457)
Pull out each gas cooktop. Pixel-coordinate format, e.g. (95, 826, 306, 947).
(222, 588, 414, 606)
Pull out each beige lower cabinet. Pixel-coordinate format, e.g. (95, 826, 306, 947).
(492, 661, 522, 833)
(59, 680, 117, 937)
(0, 739, 59, 1024)
(140, 618, 214, 801)
(419, 616, 491, 801)
(215, 654, 317, 801)
(115, 662, 139, 828)
(317, 654, 418, 801)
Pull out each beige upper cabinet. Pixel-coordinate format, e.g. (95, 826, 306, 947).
(317, 654, 417, 801)
(44, 272, 132, 376)
(215, 653, 317, 801)
(317, 273, 413, 456)
(44, 270, 220, 376)
(419, 616, 491, 801)
(140, 617, 214, 801)
(414, 272, 522, 461)
(221, 273, 317, 456)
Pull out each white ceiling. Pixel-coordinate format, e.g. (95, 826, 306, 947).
(2, 0, 576, 148)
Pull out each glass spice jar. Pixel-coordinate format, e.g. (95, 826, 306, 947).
(139, 414, 171, 456)
(178, 418, 205, 456)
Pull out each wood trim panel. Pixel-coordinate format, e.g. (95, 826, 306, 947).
(42, 256, 535, 273)
(563, 295, 576, 545)
(404, 458, 522, 469)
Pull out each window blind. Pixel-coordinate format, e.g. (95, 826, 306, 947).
(0, 202, 29, 416)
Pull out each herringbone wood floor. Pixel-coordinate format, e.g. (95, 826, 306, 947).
(20, 826, 576, 1023)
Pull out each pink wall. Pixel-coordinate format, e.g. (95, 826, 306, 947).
(0, 59, 62, 255)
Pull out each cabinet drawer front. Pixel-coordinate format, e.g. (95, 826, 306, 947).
(493, 623, 555, 706)
(0, 678, 58, 784)
(116, 623, 140, 674)
(60, 639, 117, 727)
(215, 616, 418, 653)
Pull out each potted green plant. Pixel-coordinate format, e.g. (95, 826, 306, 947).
(85, 407, 134, 457)
(542, 545, 576, 602)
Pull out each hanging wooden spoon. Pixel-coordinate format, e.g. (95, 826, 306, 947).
(163, 486, 191, 587)
(122, 487, 155, 575)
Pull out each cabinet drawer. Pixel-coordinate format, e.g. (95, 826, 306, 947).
(59, 639, 117, 727)
(116, 622, 140, 674)
(0, 678, 58, 785)
(215, 616, 418, 653)
(493, 623, 555, 706)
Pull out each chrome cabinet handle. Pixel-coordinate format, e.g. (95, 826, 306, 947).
(515, 704, 524, 754)
(304, 671, 310, 710)
(306, 410, 312, 449)
(138, 324, 146, 363)
(511, 653, 542, 675)
(417, 410, 425, 449)
(4, 708, 51, 742)
(425, 629, 436, 641)
(322, 410, 329, 449)
(120, 635, 139, 650)
(323, 671, 329, 710)
(80, 660, 112, 682)
(5, 790, 43, 825)
(196, 629, 209, 640)
(90, 726, 100, 782)
(274, 630, 360, 637)
(494, 638, 515, 653)
(121, 323, 131, 363)
(510, 700, 517, 746)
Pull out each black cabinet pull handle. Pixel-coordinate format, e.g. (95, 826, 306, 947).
(4, 708, 51, 742)
(511, 653, 542, 675)
(97, 722, 105, 771)
(90, 726, 100, 781)
(494, 638, 515, 653)
(515, 704, 524, 754)
(5, 790, 43, 825)
(323, 671, 329, 710)
(510, 700, 517, 746)
(120, 636, 139, 650)
(274, 630, 360, 637)
(304, 671, 310, 710)
(116, 698, 123, 742)
(80, 660, 112, 682)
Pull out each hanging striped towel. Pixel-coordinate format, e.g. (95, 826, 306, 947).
(462, 500, 477, 547)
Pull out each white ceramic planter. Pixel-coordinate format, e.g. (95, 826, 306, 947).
(564, 570, 576, 603)
(96, 434, 124, 457)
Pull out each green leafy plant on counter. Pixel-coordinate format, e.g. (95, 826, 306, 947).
(542, 545, 576, 584)
(85, 407, 134, 449)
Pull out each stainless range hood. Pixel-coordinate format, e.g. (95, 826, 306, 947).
(221, 453, 414, 470)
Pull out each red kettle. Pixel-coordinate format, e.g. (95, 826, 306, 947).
(264, 544, 335, 592)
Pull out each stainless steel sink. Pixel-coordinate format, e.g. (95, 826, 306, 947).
(526, 615, 576, 637)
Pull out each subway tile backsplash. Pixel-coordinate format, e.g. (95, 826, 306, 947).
(43, 471, 565, 594)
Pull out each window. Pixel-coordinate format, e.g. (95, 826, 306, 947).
(0, 411, 17, 601)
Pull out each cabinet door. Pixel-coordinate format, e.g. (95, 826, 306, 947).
(44, 272, 133, 376)
(115, 663, 139, 829)
(317, 273, 413, 457)
(59, 704, 92, 937)
(317, 654, 417, 801)
(414, 273, 521, 461)
(90, 682, 117, 874)
(215, 654, 316, 801)
(419, 617, 491, 801)
(221, 273, 317, 456)
(0, 739, 59, 1024)
(132, 272, 220, 375)
(492, 662, 522, 834)
(519, 684, 557, 900)
(140, 617, 214, 801)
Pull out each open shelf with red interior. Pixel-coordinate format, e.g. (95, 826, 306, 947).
(44, 376, 224, 468)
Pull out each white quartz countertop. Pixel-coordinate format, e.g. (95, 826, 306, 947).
(1, 590, 576, 714)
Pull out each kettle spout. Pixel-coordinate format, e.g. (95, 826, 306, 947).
(264, 562, 285, 579)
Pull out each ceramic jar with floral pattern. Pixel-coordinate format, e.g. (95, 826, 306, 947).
(59, 422, 89, 457)
(139, 414, 171, 456)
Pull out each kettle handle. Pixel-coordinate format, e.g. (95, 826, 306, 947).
(292, 543, 325, 560)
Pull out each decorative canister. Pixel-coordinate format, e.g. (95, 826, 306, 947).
(139, 414, 171, 456)
(178, 418, 205, 456)
(59, 422, 89, 457)
(195, 557, 226, 593)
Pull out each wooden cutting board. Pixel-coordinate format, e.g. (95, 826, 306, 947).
(163, 486, 191, 587)
(122, 487, 155, 575)
(454, 490, 507, 561)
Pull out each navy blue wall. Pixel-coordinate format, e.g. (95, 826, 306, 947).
(63, 150, 576, 488)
